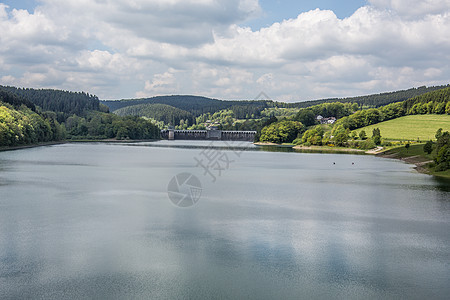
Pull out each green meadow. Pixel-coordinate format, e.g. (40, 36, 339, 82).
(355, 115, 450, 141)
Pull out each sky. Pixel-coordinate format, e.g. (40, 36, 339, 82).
(0, 0, 449, 101)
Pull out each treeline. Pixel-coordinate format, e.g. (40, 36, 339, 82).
(0, 86, 102, 121)
(404, 87, 450, 112)
(64, 112, 160, 140)
(229, 101, 271, 119)
(114, 103, 195, 126)
(335, 87, 450, 131)
(288, 85, 449, 108)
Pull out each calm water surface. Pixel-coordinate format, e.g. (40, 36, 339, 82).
(0, 141, 449, 299)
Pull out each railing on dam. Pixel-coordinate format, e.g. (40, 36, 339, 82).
(161, 129, 256, 142)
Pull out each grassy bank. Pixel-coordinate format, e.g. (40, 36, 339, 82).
(378, 143, 450, 179)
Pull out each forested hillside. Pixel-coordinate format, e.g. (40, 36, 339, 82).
(0, 88, 160, 147)
(0, 90, 36, 111)
(103, 95, 275, 119)
(0, 86, 102, 121)
(114, 103, 195, 126)
(404, 87, 450, 113)
(103, 95, 233, 115)
(0, 91, 65, 146)
(288, 85, 449, 108)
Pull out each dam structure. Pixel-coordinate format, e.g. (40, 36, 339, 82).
(161, 128, 256, 142)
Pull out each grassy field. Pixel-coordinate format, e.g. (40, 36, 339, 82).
(355, 115, 450, 141)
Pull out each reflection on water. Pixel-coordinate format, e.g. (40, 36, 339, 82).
(0, 142, 449, 299)
(432, 176, 450, 193)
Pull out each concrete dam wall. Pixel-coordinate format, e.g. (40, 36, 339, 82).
(161, 129, 256, 142)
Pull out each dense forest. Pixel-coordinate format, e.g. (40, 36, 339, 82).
(0, 89, 160, 147)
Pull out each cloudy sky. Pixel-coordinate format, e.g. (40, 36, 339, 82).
(0, 0, 449, 101)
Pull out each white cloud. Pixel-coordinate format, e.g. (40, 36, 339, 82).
(1, 75, 15, 84)
(369, 0, 450, 18)
(136, 69, 180, 97)
(0, 0, 449, 101)
(256, 73, 273, 86)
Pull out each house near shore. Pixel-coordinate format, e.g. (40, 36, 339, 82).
(316, 115, 336, 124)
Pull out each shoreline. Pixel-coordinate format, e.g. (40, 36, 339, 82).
(256, 142, 366, 154)
(0, 141, 67, 152)
(0, 139, 160, 152)
(376, 150, 450, 179)
(377, 151, 433, 176)
(293, 145, 366, 154)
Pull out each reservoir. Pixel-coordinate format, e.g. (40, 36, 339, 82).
(0, 141, 449, 299)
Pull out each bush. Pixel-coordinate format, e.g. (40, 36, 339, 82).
(381, 140, 392, 147)
(423, 140, 433, 154)
(359, 130, 367, 140)
(434, 131, 450, 171)
(361, 138, 376, 150)
(348, 140, 360, 148)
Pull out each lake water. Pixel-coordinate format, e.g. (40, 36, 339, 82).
(0, 141, 449, 299)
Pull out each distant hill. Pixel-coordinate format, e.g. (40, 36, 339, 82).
(288, 85, 450, 108)
(114, 103, 195, 125)
(102, 95, 233, 116)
